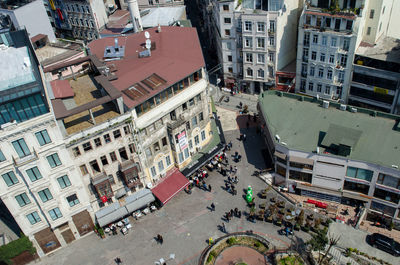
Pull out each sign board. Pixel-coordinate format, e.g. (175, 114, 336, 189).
(374, 86, 388, 95)
(100, 195, 108, 203)
(178, 131, 188, 150)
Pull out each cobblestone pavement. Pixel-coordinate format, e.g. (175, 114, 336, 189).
(33, 108, 310, 265)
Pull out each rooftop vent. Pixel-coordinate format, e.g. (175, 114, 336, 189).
(322, 100, 329, 109)
(392, 165, 399, 169)
(104, 38, 125, 58)
(340, 104, 346, 111)
(350, 107, 357, 113)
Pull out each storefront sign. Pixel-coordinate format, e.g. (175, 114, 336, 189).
(100, 195, 108, 203)
(374, 86, 388, 95)
(178, 131, 188, 150)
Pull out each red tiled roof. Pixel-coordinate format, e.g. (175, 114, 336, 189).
(50, 80, 74, 99)
(151, 168, 189, 205)
(31, 34, 47, 43)
(88, 26, 205, 109)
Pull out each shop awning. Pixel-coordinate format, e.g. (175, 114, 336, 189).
(289, 156, 314, 165)
(151, 168, 189, 205)
(95, 202, 128, 227)
(274, 151, 287, 160)
(125, 189, 155, 213)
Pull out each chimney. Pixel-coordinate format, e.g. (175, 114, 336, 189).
(114, 38, 118, 48)
(127, 0, 142, 33)
(158, 24, 161, 33)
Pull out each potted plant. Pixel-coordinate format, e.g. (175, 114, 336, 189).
(98, 227, 105, 239)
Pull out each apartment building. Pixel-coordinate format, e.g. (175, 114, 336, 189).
(295, 0, 367, 102)
(44, 0, 108, 40)
(259, 90, 400, 224)
(0, 0, 56, 42)
(0, 28, 92, 256)
(205, 0, 302, 94)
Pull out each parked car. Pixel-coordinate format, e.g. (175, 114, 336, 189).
(367, 233, 400, 257)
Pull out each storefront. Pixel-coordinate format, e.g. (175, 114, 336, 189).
(72, 210, 95, 236)
(151, 168, 189, 205)
(34, 227, 61, 254)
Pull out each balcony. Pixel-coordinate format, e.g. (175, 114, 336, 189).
(167, 116, 186, 130)
(12, 149, 38, 167)
(120, 160, 142, 189)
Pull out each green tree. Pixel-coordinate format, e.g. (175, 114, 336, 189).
(307, 229, 328, 263)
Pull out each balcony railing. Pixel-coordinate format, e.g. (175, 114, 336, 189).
(12, 148, 38, 167)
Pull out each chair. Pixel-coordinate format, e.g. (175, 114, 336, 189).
(159, 258, 165, 264)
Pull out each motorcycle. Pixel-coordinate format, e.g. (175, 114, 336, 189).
(278, 228, 293, 237)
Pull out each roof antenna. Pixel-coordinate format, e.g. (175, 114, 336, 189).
(158, 24, 161, 33)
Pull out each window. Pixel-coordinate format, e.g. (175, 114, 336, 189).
(145, 148, 152, 158)
(327, 69, 333, 80)
(309, 66, 315, 76)
(300, 79, 306, 92)
(119, 147, 128, 160)
(123, 126, 130, 135)
(374, 188, 400, 204)
(228, 67, 233, 73)
(343, 38, 350, 51)
(35, 130, 51, 146)
(80, 164, 88, 175)
(158, 160, 164, 172)
(225, 29, 230, 36)
(72, 147, 81, 157)
(303, 32, 310, 46)
(38, 188, 53, 203)
(320, 53, 325, 62)
(47, 153, 61, 168)
(305, 15, 311, 24)
(154, 142, 160, 152)
(346, 20, 353, 30)
(312, 34, 318, 44)
(100, 155, 108, 166)
(150, 166, 157, 177)
(246, 68, 253, 77)
(331, 37, 337, 47)
(199, 112, 204, 122)
(377, 173, 400, 189)
(346, 167, 373, 182)
(269, 36, 275, 46)
(223, 4, 229, 11)
(245, 21, 252, 31)
(104, 134, 111, 143)
(161, 137, 168, 147)
(83, 142, 92, 152)
(189, 98, 195, 106)
(244, 37, 252, 47)
(182, 102, 187, 111)
(2, 171, 18, 187)
(190, 117, 197, 128)
(325, 17, 331, 28)
(303, 48, 309, 58)
(57, 175, 71, 189)
(178, 152, 184, 163)
(246, 53, 253, 62)
(329, 54, 335, 64)
(343, 181, 370, 195)
(257, 22, 265, 32)
(27, 212, 41, 225)
(94, 138, 102, 147)
(26, 167, 42, 182)
(340, 54, 348, 67)
(257, 54, 265, 63)
(186, 121, 191, 131)
(318, 67, 324, 78)
(308, 82, 314, 91)
(226, 42, 232, 50)
(201, 130, 206, 141)
(370, 9, 374, 19)
(268, 53, 274, 62)
(317, 84, 322, 92)
(257, 69, 264, 78)
(227, 55, 232, 62)
(269, 20, 275, 32)
(224, 17, 231, 24)
(184, 148, 189, 159)
(321, 36, 327, 46)
(12, 139, 30, 158)
(325, 85, 330, 94)
(257, 38, 265, 48)
(338, 71, 345, 82)
(109, 151, 117, 162)
(194, 135, 200, 145)
(67, 194, 79, 207)
(48, 207, 62, 220)
(311, 51, 317, 60)
(113, 129, 121, 139)
(129, 143, 135, 153)
(0, 149, 5, 162)
(15, 193, 30, 207)
(165, 155, 171, 167)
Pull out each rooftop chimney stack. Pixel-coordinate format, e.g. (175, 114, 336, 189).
(127, 0, 142, 33)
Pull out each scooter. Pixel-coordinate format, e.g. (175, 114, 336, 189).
(278, 228, 293, 237)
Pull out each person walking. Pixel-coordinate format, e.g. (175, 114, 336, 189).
(115, 257, 122, 264)
(230, 165, 233, 173)
(160, 235, 164, 244)
(202, 181, 207, 191)
(230, 209, 234, 216)
(225, 212, 230, 223)
(234, 166, 238, 174)
(222, 222, 226, 233)
(210, 203, 215, 211)
(208, 184, 212, 192)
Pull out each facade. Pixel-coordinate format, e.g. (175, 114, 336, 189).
(259, 90, 400, 224)
(44, 0, 108, 40)
(0, 0, 56, 42)
(206, 0, 302, 94)
(295, 0, 367, 102)
(0, 29, 93, 256)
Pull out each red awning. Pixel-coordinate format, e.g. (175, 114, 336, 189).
(50, 80, 74, 99)
(151, 168, 189, 205)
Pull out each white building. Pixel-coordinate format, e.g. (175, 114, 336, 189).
(0, 29, 92, 256)
(206, 0, 302, 94)
(295, 0, 367, 102)
(0, 0, 56, 42)
(259, 90, 400, 225)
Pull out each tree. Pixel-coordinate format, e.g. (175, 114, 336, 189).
(307, 229, 328, 263)
(319, 233, 340, 265)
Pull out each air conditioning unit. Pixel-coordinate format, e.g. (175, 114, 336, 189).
(350, 107, 357, 113)
(340, 104, 346, 111)
(322, 100, 329, 109)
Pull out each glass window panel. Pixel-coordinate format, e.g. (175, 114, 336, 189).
(2, 171, 18, 186)
(57, 175, 71, 189)
(13, 100, 27, 121)
(346, 167, 357, 178)
(20, 98, 34, 119)
(0, 149, 5, 162)
(26, 167, 42, 182)
(28, 96, 40, 116)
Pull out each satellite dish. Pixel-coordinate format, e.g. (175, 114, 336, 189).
(144, 31, 150, 39)
(145, 39, 151, 49)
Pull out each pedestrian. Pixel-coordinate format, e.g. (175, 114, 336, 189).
(246, 121, 249, 129)
(234, 208, 239, 217)
(239, 134, 243, 141)
(234, 166, 238, 174)
(225, 212, 230, 222)
(160, 235, 164, 244)
(230, 165, 233, 173)
(222, 222, 226, 233)
(228, 141, 232, 150)
(115, 257, 122, 264)
(211, 203, 215, 211)
(238, 210, 242, 218)
(225, 182, 229, 190)
(230, 209, 234, 216)
(243, 134, 247, 141)
(228, 176, 232, 183)
(202, 181, 207, 191)
(234, 176, 238, 184)
(208, 184, 212, 192)
(253, 113, 257, 122)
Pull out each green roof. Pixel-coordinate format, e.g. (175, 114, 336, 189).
(258, 91, 400, 170)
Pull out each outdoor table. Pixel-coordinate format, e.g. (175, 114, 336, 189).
(104, 228, 110, 233)
(117, 221, 123, 227)
(125, 223, 132, 230)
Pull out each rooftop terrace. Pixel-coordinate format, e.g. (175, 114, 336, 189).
(356, 37, 400, 64)
(259, 91, 400, 169)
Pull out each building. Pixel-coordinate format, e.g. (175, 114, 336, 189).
(116, 0, 184, 10)
(43, 26, 216, 225)
(0, 0, 56, 42)
(0, 28, 93, 256)
(44, 0, 108, 41)
(295, 0, 367, 102)
(258, 90, 400, 224)
(205, 0, 302, 94)
(350, 36, 400, 114)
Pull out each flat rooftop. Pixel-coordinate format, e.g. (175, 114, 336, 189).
(35, 42, 84, 67)
(259, 91, 400, 169)
(356, 37, 400, 64)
